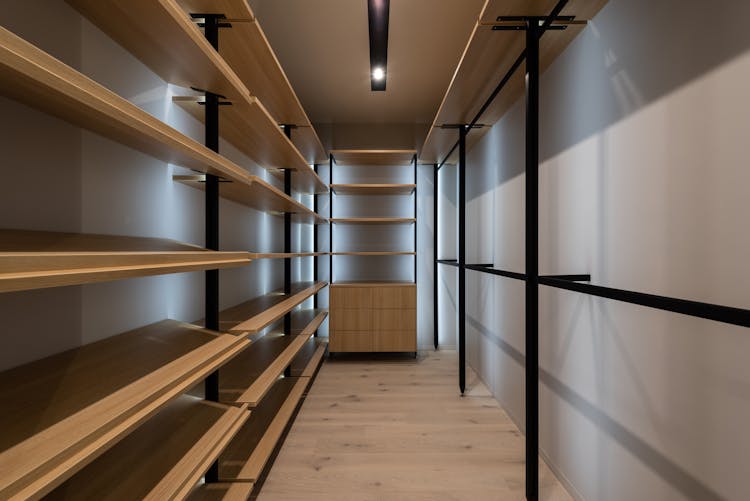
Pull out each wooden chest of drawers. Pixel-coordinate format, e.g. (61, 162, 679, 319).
(329, 282, 417, 353)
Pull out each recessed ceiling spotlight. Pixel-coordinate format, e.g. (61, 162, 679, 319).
(368, 0, 389, 91)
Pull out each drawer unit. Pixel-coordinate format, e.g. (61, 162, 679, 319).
(330, 283, 416, 353)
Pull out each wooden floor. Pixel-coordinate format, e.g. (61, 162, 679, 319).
(257, 350, 572, 501)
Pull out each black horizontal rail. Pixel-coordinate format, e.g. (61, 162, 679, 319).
(437, 259, 459, 268)
(466, 264, 525, 280)
(539, 277, 750, 329)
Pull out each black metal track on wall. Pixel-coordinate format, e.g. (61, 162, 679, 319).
(433, 163, 438, 350)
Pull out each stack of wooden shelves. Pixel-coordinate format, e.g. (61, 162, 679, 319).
(420, 0, 608, 165)
(1, 0, 331, 498)
(328, 150, 418, 353)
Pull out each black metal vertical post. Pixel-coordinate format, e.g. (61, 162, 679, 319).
(433, 163, 438, 350)
(313, 164, 319, 337)
(201, 13, 222, 485)
(414, 156, 418, 284)
(525, 18, 541, 501)
(458, 126, 466, 395)
(329, 154, 333, 283)
(283, 125, 293, 377)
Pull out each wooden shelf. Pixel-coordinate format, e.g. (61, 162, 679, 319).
(249, 252, 328, 259)
(174, 175, 327, 224)
(330, 184, 416, 195)
(175, 0, 327, 164)
(0, 230, 252, 293)
(186, 482, 253, 501)
(66, 0, 327, 194)
(219, 310, 328, 406)
(0, 25, 265, 190)
(173, 97, 326, 193)
(218, 336, 325, 483)
(330, 218, 416, 225)
(331, 149, 416, 166)
(332, 280, 417, 287)
(0, 320, 249, 500)
(47, 396, 250, 501)
(331, 251, 416, 256)
(215, 281, 327, 334)
(420, 0, 608, 163)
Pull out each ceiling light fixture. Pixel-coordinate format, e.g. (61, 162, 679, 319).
(367, 0, 389, 91)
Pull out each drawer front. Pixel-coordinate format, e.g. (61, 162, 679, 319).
(372, 309, 416, 331)
(330, 331, 374, 352)
(372, 286, 416, 309)
(373, 331, 417, 352)
(330, 286, 372, 309)
(330, 309, 372, 331)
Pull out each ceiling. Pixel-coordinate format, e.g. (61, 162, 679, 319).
(248, 0, 486, 125)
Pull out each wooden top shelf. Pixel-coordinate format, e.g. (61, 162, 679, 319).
(330, 218, 416, 225)
(331, 251, 416, 256)
(47, 396, 250, 501)
(0, 25, 266, 192)
(218, 339, 325, 483)
(0, 319, 248, 500)
(420, 0, 608, 163)
(65, 0, 326, 193)
(176, 0, 327, 164)
(330, 149, 416, 166)
(0, 230, 252, 293)
(215, 281, 327, 334)
(219, 310, 327, 406)
(330, 184, 416, 195)
(174, 175, 326, 224)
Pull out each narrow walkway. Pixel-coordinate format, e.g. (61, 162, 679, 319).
(258, 351, 570, 500)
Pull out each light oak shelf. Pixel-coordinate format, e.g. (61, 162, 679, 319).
(173, 97, 326, 193)
(331, 251, 417, 256)
(0, 25, 259, 190)
(330, 184, 416, 195)
(186, 482, 253, 501)
(0, 320, 248, 500)
(0, 230, 252, 293)
(219, 310, 327, 406)
(218, 343, 325, 483)
(66, 0, 327, 194)
(330, 218, 416, 225)
(213, 281, 327, 334)
(250, 251, 328, 259)
(332, 280, 417, 287)
(420, 0, 608, 163)
(47, 396, 250, 501)
(331, 149, 416, 166)
(174, 175, 327, 225)
(176, 0, 327, 164)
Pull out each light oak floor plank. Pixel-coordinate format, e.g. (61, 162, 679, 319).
(257, 351, 571, 501)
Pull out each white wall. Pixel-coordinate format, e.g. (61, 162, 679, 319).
(0, 2, 315, 369)
(457, 0, 750, 499)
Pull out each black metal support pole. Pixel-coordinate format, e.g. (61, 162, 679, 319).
(201, 13, 223, 485)
(313, 164, 319, 310)
(458, 126, 466, 395)
(414, 156, 418, 284)
(525, 18, 541, 501)
(283, 125, 293, 377)
(433, 163, 438, 350)
(328, 154, 333, 282)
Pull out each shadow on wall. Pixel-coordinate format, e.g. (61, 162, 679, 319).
(467, 310, 725, 501)
(543, 0, 750, 163)
(462, 0, 750, 198)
